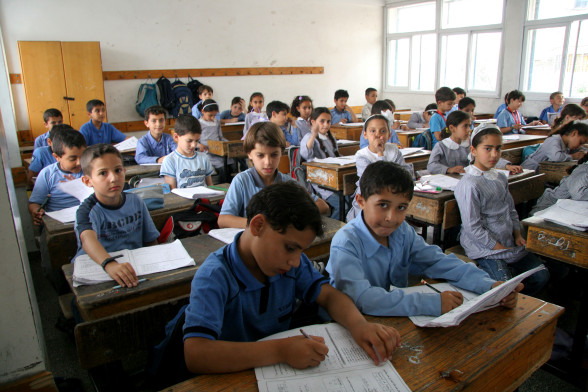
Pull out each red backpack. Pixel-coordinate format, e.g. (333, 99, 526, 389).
(158, 198, 222, 243)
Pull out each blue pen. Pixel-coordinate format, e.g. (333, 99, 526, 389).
(113, 278, 148, 290)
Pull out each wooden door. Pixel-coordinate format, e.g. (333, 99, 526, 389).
(61, 42, 106, 130)
(18, 41, 70, 138)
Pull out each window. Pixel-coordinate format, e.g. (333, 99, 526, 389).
(384, 0, 504, 94)
(522, 0, 588, 97)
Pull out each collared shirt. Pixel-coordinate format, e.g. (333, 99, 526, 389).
(539, 105, 562, 123)
(219, 110, 245, 122)
(34, 132, 50, 150)
(300, 132, 338, 201)
(494, 104, 507, 119)
(29, 162, 84, 212)
(361, 103, 373, 120)
(521, 134, 573, 172)
(160, 150, 214, 188)
(79, 120, 126, 146)
(330, 108, 352, 125)
(281, 124, 299, 146)
(183, 232, 328, 342)
(496, 108, 527, 134)
(295, 117, 311, 140)
(134, 132, 176, 164)
(532, 162, 588, 214)
(326, 214, 495, 316)
(429, 112, 446, 148)
(427, 138, 511, 175)
(29, 146, 57, 173)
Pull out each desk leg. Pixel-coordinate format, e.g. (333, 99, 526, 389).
(433, 224, 442, 245)
(223, 156, 229, 183)
(571, 270, 588, 368)
(338, 192, 345, 222)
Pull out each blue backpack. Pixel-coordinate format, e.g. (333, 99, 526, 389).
(170, 80, 194, 118)
(413, 129, 433, 150)
(522, 144, 541, 161)
(135, 83, 159, 117)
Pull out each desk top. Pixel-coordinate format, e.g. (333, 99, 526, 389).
(503, 135, 546, 149)
(169, 295, 563, 392)
(124, 164, 161, 180)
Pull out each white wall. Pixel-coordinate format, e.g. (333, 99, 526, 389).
(0, 0, 383, 161)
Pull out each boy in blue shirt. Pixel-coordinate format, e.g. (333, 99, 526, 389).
(28, 129, 87, 225)
(327, 161, 523, 317)
(27, 124, 75, 187)
(330, 89, 358, 124)
(429, 87, 456, 148)
(33, 108, 63, 150)
(183, 182, 401, 373)
(219, 96, 246, 124)
(79, 99, 127, 146)
(191, 85, 216, 120)
(135, 105, 176, 164)
(75, 144, 159, 288)
(160, 114, 213, 189)
(539, 91, 565, 124)
(267, 100, 299, 146)
(218, 122, 329, 228)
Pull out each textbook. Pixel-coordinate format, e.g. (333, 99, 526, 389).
(399, 147, 424, 157)
(72, 240, 195, 286)
(419, 174, 460, 191)
(255, 323, 410, 392)
(171, 186, 225, 199)
(114, 136, 139, 152)
(534, 199, 588, 231)
(207, 228, 244, 244)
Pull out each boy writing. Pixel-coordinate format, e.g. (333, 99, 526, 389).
(33, 108, 63, 150)
(27, 124, 74, 186)
(218, 122, 329, 229)
(183, 182, 401, 373)
(267, 100, 298, 146)
(330, 89, 358, 124)
(28, 129, 87, 225)
(135, 106, 176, 164)
(497, 90, 541, 134)
(160, 114, 213, 189)
(429, 87, 456, 147)
(79, 99, 127, 146)
(219, 97, 246, 124)
(362, 88, 378, 120)
(539, 91, 565, 124)
(191, 85, 215, 119)
(75, 144, 160, 288)
(327, 161, 522, 316)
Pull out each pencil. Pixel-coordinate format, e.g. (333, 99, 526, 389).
(113, 278, 148, 290)
(37, 194, 51, 212)
(300, 328, 329, 357)
(421, 279, 442, 294)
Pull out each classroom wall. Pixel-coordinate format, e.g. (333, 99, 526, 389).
(0, 0, 384, 163)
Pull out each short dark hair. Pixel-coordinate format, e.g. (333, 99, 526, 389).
(453, 87, 466, 96)
(290, 95, 312, 118)
(144, 105, 167, 120)
(550, 91, 563, 100)
(384, 99, 396, 111)
(553, 121, 588, 138)
(48, 123, 75, 141)
(43, 108, 63, 123)
(334, 89, 349, 100)
(81, 143, 122, 175)
(197, 85, 213, 95)
(365, 87, 377, 95)
(198, 99, 219, 113)
(231, 96, 243, 106)
(243, 122, 286, 153)
(52, 128, 87, 157)
(371, 100, 393, 115)
(86, 99, 105, 113)
(582, 97, 588, 106)
(440, 111, 471, 139)
(425, 103, 438, 112)
(506, 90, 525, 104)
(458, 97, 476, 110)
(266, 101, 289, 119)
(246, 182, 324, 237)
(360, 161, 413, 201)
(435, 87, 456, 103)
(173, 114, 202, 136)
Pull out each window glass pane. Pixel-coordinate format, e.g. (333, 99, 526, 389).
(387, 39, 410, 87)
(468, 32, 502, 91)
(523, 27, 566, 92)
(411, 34, 437, 91)
(439, 34, 468, 89)
(527, 0, 588, 21)
(388, 2, 436, 33)
(563, 21, 588, 97)
(442, 0, 504, 28)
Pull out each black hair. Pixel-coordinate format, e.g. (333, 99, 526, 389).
(197, 85, 213, 95)
(290, 95, 312, 118)
(52, 128, 86, 157)
(43, 108, 63, 123)
(360, 161, 413, 201)
(266, 101, 289, 119)
(506, 90, 525, 104)
(365, 87, 377, 95)
(453, 87, 466, 96)
(173, 114, 202, 136)
(246, 182, 324, 237)
(247, 92, 264, 112)
(81, 143, 122, 175)
(334, 89, 349, 100)
(440, 111, 470, 139)
(567, 154, 588, 175)
(384, 99, 396, 111)
(458, 97, 476, 110)
(552, 121, 588, 138)
(550, 91, 563, 100)
(231, 96, 243, 106)
(371, 100, 393, 115)
(144, 105, 167, 121)
(86, 99, 105, 113)
(471, 126, 502, 148)
(435, 87, 456, 103)
(364, 114, 389, 133)
(582, 97, 588, 107)
(551, 104, 586, 131)
(197, 99, 219, 113)
(48, 123, 75, 141)
(425, 103, 438, 112)
(310, 107, 339, 157)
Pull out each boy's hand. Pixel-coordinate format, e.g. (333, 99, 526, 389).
(349, 321, 401, 365)
(440, 291, 464, 313)
(197, 143, 208, 152)
(105, 261, 139, 288)
(281, 335, 328, 369)
(339, 118, 348, 124)
(32, 209, 45, 225)
(239, 98, 246, 112)
(506, 164, 523, 174)
(447, 166, 465, 174)
(492, 281, 524, 308)
(61, 174, 77, 181)
(572, 151, 586, 160)
(512, 124, 523, 131)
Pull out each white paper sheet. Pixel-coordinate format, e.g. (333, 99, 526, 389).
(114, 136, 139, 152)
(255, 323, 410, 392)
(336, 139, 357, 145)
(339, 122, 364, 127)
(419, 174, 460, 191)
(171, 186, 225, 199)
(57, 178, 94, 202)
(474, 119, 497, 124)
(139, 163, 162, 166)
(45, 205, 79, 223)
(399, 147, 424, 157)
(522, 124, 550, 129)
(207, 228, 244, 244)
(312, 156, 356, 165)
(502, 135, 520, 140)
(534, 200, 588, 230)
(223, 121, 245, 126)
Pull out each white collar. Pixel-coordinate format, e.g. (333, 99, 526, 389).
(442, 137, 470, 150)
(318, 133, 328, 141)
(465, 164, 500, 180)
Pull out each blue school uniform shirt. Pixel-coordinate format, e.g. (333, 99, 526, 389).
(182, 232, 328, 342)
(135, 132, 176, 164)
(28, 146, 56, 173)
(429, 112, 446, 148)
(160, 150, 214, 188)
(79, 120, 126, 146)
(330, 108, 352, 124)
(326, 214, 495, 316)
(219, 110, 245, 122)
(34, 132, 50, 149)
(359, 128, 400, 148)
(494, 103, 507, 119)
(496, 108, 527, 134)
(73, 193, 159, 260)
(281, 124, 299, 146)
(29, 162, 84, 212)
(539, 105, 562, 123)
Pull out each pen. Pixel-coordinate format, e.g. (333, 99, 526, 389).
(37, 194, 51, 212)
(300, 328, 329, 357)
(372, 344, 385, 365)
(112, 277, 148, 290)
(208, 185, 228, 192)
(421, 279, 442, 294)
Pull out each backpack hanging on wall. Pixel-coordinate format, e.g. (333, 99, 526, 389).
(135, 83, 159, 117)
(156, 76, 175, 112)
(186, 76, 203, 100)
(170, 79, 194, 118)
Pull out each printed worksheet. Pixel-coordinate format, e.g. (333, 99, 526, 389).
(57, 178, 94, 202)
(114, 136, 138, 152)
(312, 156, 356, 165)
(207, 228, 244, 244)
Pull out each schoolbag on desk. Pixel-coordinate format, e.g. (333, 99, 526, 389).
(170, 79, 194, 117)
(135, 83, 159, 117)
(156, 76, 175, 112)
(158, 198, 222, 243)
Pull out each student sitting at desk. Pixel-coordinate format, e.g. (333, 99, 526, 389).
(330, 89, 357, 124)
(494, 93, 508, 119)
(496, 90, 541, 134)
(190, 84, 214, 120)
(218, 122, 329, 229)
(79, 99, 127, 146)
(521, 122, 588, 172)
(361, 87, 378, 120)
(28, 124, 74, 187)
(267, 100, 299, 147)
(183, 182, 401, 373)
(160, 114, 213, 189)
(549, 104, 586, 135)
(28, 129, 87, 225)
(327, 161, 522, 316)
(455, 125, 549, 295)
(539, 91, 565, 124)
(33, 108, 63, 150)
(135, 105, 176, 164)
(407, 103, 436, 129)
(243, 92, 267, 136)
(197, 99, 234, 183)
(359, 100, 401, 148)
(458, 97, 476, 130)
(291, 95, 313, 140)
(75, 144, 159, 288)
(429, 87, 456, 147)
(219, 96, 246, 124)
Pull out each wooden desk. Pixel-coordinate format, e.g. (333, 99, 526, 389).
(208, 140, 247, 176)
(337, 141, 360, 156)
(330, 125, 363, 141)
(169, 295, 563, 392)
(220, 123, 245, 141)
(503, 135, 546, 149)
(397, 130, 425, 147)
(124, 164, 161, 181)
(539, 161, 576, 184)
